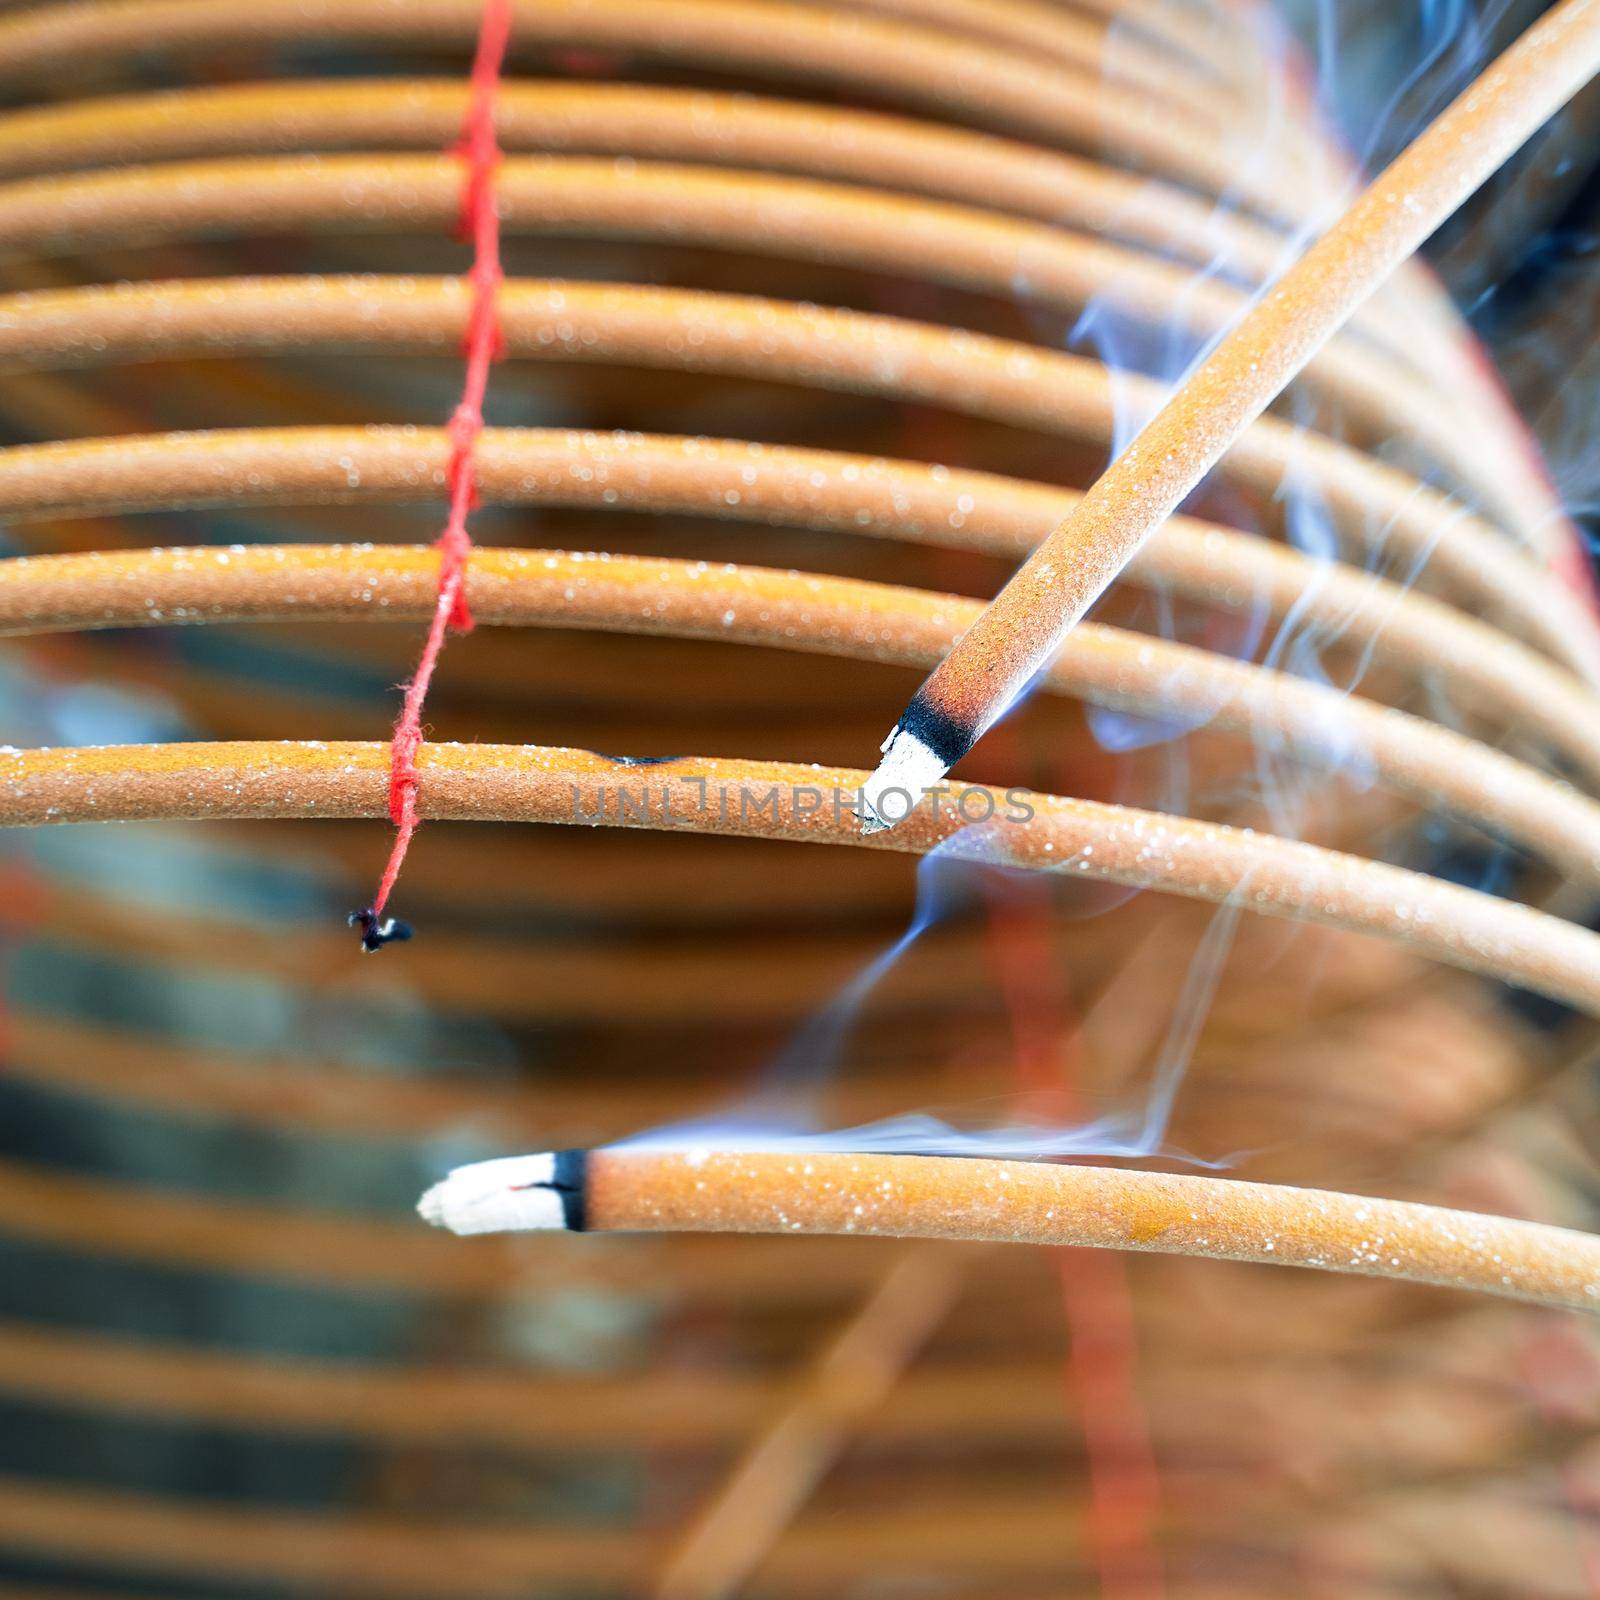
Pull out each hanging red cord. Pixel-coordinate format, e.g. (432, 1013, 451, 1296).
(0, 859, 46, 1068)
(985, 890, 1166, 1600)
(927, 518, 1164, 1595)
(352, 0, 511, 952)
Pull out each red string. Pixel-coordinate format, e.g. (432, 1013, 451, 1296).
(976, 719, 1164, 1600)
(361, 0, 510, 940)
(985, 893, 1166, 1600)
(911, 493, 1162, 1591)
(1517, 1302, 1600, 1590)
(0, 862, 47, 1067)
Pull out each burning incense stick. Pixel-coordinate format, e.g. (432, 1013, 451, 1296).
(1, 279, 1586, 675)
(10, 739, 1600, 1013)
(2, 428, 1595, 788)
(5, 543, 1600, 886)
(418, 1149, 1600, 1314)
(859, 0, 1600, 833)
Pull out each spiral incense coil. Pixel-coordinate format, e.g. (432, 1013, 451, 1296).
(3, 3, 1600, 1598)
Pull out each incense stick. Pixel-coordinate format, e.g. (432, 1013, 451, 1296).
(8, 741, 1600, 1015)
(0, 278, 1587, 677)
(0, 152, 1532, 540)
(417, 1149, 1600, 1314)
(3, 427, 1596, 788)
(858, 0, 1600, 832)
(5, 543, 1600, 885)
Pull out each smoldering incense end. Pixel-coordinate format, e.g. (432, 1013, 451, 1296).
(418, 1151, 586, 1234)
(858, 0, 1600, 830)
(859, 725, 947, 835)
(412, 1149, 1600, 1313)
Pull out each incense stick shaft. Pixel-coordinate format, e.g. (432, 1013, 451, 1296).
(420, 1149, 1600, 1315)
(863, 0, 1600, 826)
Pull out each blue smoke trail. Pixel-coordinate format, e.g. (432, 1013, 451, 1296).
(615, 837, 1240, 1165)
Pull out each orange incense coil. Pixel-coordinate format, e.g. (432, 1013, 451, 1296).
(420, 1147, 1600, 1314)
(1, 1, 1599, 1595)
(8, 739, 1600, 1013)
(0, 0, 1351, 223)
(0, 150, 1543, 537)
(0, 277, 1586, 675)
(0, 75, 1511, 434)
(4, 427, 1597, 785)
(5, 542, 1600, 885)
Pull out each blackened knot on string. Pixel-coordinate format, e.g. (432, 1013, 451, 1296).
(349, 908, 414, 954)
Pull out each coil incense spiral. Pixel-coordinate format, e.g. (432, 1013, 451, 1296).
(4, 2, 1600, 1596)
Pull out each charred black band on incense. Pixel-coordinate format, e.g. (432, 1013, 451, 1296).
(859, 0, 1600, 832)
(418, 1149, 1600, 1314)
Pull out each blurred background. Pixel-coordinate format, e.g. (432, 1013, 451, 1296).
(3, 0, 1600, 1595)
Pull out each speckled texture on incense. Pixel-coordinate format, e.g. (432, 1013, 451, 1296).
(0, 0, 1570, 583)
(578, 1151, 1600, 1313)
(2, 426, 1596, 785)
(0, 276, 1588, 679)
(4, 542, 1600, 886)
(6, 740, 1600, 1014)
(0, 0, 1341, 228)
(0, 76, 1524, 447)
(0, 151, 1538, 546)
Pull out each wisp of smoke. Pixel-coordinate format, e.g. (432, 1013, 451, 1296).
(615, 1, 1544, 1175)
(614, 835, 1241, 1165)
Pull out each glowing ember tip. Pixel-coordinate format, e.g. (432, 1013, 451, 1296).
(858, 727, 947, 835)
(417, 1152, 578, 1235)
